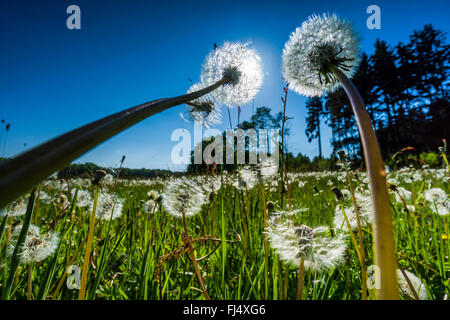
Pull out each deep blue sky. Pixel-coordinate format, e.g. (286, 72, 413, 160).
(1, 0, 449, 170)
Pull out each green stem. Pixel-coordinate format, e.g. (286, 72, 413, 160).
(0, 77, 229, 209)
(331, 65, 398, 300)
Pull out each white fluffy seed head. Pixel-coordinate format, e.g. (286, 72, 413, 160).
(181, 82, 222, 128)
(95, 193, 123, 220)
(267, 215, 347, 271)
(71, 189, 92, 208)
(162, 177, 207, 218)
(1, 198, 28, 217)
(367, 266, 429, 300)
(201, 42, 263, 107)
(282, 13, 361, 97)
(9, 224, 59, 264)
(424, 187, 449, 216)
(334, 192, 373, 231)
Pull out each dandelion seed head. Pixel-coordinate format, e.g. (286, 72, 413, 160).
(424, 188, 447, 203)
(267, 216, 347, 271)
(201, 42, 263, 106)
(282, 13, 360, 97)
(143, 199, 158, 214)
(367, 266, 429, 300)
(95, 193, 123, 220)
(181, 82, 222, 128)
(334, 192, 373, 231)
(9, 224, 59, 264)
(162, 177, 207, 218)
(71, 189, 92, 208)
(2, 198, 28, 217)
(424, 188, 449, 216)
(233, 167, 258, 191)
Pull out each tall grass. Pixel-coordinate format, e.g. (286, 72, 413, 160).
(0, 166, 448, 300)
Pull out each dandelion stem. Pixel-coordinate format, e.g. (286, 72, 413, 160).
(0, 77, 230, 209)
(296, 258, 305, 300)
(331, 65, 398, 300)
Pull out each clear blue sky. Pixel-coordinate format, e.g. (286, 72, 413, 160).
(1, 0, 449, 171)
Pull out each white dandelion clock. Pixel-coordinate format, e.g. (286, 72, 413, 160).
(1, 198, 28, 217)
(233, 167, 258, 191)
(181, 82, 222, 128)
(201, 175, 222, 194)
(424, 187, 447, 203)
(368, 266, 429, 300)
(72, 189, 92, 208)
(103, 173, 114, 185)
(201, 42, 263, 107)
(282, 13, 360, 97)
(267, 216, 347, 272)
(334, 192, 374, 231)
(254, 157, 279, 181)
(424, 188, 449, 216)
(95, 193, 123, 220)
(394, 186, 412, 203)
(9, 224, 59, 264)
(143, 199, 159, 214)
(397, 270, 429, 300)
(162, 177, 207, 218)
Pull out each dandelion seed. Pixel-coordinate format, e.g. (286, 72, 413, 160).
(95, 193, 123, 220)
(368, 266, 429, 300)
(201, 42, 263, 106)
(162, 177, 207, 218)
(181, 82, 222, 128)
(9, 224, 59, 264)
(267, 214, 347, 271)
(233, 167, 258, 191)
(392, 186, 413, 204)
(103, 173, 114, 185)
(143, 199, 158, 214)
(71, 189, 92, 208)
(282, 13, 360, 97)
(1, 198, 28, 217)
(334, 192, 373, 231)
(424, 188, 449, 216)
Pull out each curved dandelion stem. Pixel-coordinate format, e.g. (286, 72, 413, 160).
(330, 65, 398, 300)
(0, 77, 229, 210)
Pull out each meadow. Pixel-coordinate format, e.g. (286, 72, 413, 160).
(0, 162, 448, 300)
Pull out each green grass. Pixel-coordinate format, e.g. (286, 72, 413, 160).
(0, 166, 448, 300)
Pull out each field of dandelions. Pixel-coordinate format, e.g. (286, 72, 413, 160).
(0, 163, 448, 300)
